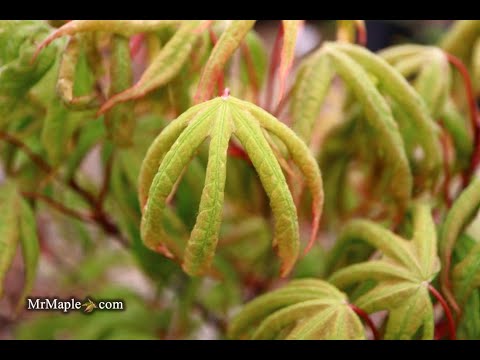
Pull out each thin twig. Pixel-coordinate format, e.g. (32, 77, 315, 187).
(22, 192, 93, 223)
(96, 150, 115, 210)
(0, 131, 53, 175)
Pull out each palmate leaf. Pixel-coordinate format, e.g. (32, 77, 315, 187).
(328, 203, 440, 339)
(139, 94, 323, 277)
(291, 42, 442, 208)
(380, 44, 473, 172)
(291, 43, 417, 214)
(228, 279, 365, 340)
(324, 45, 412, 209)
(333, 43, 442, 184)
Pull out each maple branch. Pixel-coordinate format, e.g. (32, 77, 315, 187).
(0, 131, 53, 175)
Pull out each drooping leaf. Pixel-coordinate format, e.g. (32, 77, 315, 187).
(195, 20, 256, 103)
(99, 21, 203, 114)
(140, 94, 323, 277)
(332, 43, 442, 188)
(231, 106, 298, 276)
(290, 50, 334, 144)
(324, 44, 412, 209)
(138, 103, 212, 207)
(234, 97, 323, 252)
(141, 101, 216, 259)
(183, 104, 233, 275)
(277, 20, 303, 102)
(56, 35, 100, 110)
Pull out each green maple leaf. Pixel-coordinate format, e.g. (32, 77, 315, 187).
(139, 93, 323, 277)
(328, 203, 440, 339)
(228, 279, 366, 340)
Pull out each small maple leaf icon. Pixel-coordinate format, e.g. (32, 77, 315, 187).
(82, 298, 97, 313)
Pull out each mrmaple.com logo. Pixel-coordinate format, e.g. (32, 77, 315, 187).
(26, 297, 125, 314)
